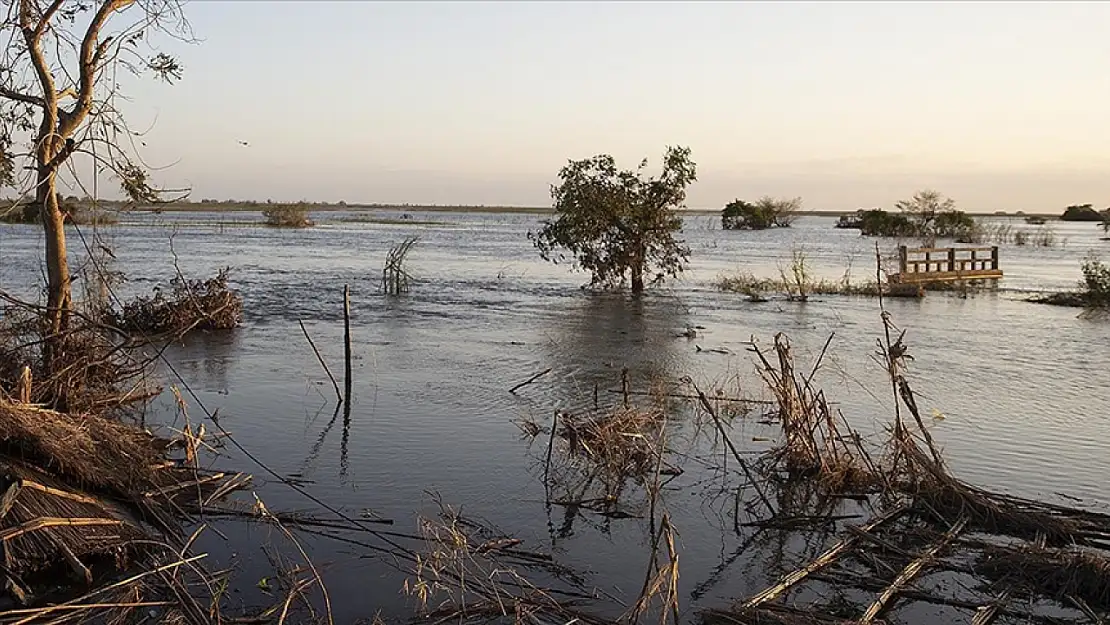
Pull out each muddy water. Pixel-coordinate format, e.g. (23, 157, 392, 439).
(1, 212, 1109, 621)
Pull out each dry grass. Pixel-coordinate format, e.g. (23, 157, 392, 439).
(978, 545, 1110, 611)
(563, 406, 666, 488)
(0, 398, 169, 495)
(406, 497, 610, 625)
(751, 335, 877, 494)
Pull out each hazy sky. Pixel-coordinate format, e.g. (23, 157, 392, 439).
(101, 1, 1110, 211)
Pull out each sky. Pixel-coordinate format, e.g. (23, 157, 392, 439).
(52, 1, 1110, 211)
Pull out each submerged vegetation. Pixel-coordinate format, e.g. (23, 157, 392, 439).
(721, 196, 801, 230)
(382, 236, 419, 295)
(262, 203, 314, 227)
(1033, 253, 1110, 308)
(109, 268, 244, 335)
(1061, 203, 1108, 222)
(1, 197, 119, 226)
(837, 190, 978, 243)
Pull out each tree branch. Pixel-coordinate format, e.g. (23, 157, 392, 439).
(58, 0, 134, 139)
(0, 85, 45, 107)
(33, 0, 67, 39)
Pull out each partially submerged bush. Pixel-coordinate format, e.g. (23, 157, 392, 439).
(855, 209, 917, 237)
(1061, 203, 1107, 222)
(0, 198, 118, 225)
(1031, 253, 1109, 308)
(1082, 253, 1110, 306)
(262, 203, 313, 227)
(722, 196, 801, 230)
(110, 268, 243, 335)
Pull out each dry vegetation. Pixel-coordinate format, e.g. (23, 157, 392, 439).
(262, 203, 314, 227)
(108, 268, 243, 336)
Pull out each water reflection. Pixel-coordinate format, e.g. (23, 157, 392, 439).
(541, 292, 692, 411)
(161, 330, 241, 394)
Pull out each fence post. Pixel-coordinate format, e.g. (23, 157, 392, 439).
(898, 246, 908, 274)
(990, 246, 999, 271)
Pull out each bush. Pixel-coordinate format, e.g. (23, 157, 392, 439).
(109, 268, 243, 336)
(722, 196, 801, 230)
(935, 211, 978, 241)
(1081, 254, 1110, 307)
(262, 203, 313, 227)
(1060, 204, 1106, 222)
(856, 209, 917, 237)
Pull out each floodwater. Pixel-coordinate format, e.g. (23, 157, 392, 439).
(1, 211, 1109, 622)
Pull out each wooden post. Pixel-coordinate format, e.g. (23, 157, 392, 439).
(990, 246, 999, 271)
(898, 246, 908, 274)
(947, 248, 956, 273)
(343, 285, 352, 409)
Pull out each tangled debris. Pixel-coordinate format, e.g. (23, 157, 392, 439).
(108, 268, 242, 336)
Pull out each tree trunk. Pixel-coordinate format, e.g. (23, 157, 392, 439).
(630, 240, 646, 294)
(38, 161, 71, 369)
(630, 264, 644, 293)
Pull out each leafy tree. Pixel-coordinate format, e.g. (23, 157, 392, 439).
(530, 146, 697, 293)
(721, 196, 801, 230)
(0, 0, 189, 367)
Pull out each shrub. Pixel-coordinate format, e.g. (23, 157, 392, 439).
(1060, 204, 1104, 222)
(1081, 253, 1110, 307)
(722, 196, 801, 230)
(262, 203, 313, 227)
(0, 198, 118, 225)
(856, 209, 917, 237)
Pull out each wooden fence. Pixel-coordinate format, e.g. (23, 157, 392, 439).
(891, 246, 1002, 284)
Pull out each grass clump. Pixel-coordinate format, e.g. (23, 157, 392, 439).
(262, 203, 313, 227)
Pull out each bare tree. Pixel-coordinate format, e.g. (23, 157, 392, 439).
(0, 0, 190, 368)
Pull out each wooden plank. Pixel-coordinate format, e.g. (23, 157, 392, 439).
(893, 270, 1003, 284)
(742, 506, 908, 608)
(859, 516, 968, 623)
(907, 246, 994, 254)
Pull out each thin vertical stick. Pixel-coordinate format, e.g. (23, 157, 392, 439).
(343, 285, 352, 408)
(543, 411, 559, 500)
(299, 320, 342, 403)
(621, 368, 630, 408)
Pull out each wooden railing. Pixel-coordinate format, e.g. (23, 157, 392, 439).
(892, 246, 1002, 283)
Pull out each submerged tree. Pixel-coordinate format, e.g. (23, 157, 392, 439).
(0, 0, 190, 367)
(529, 146, 697, 293)
(721, 196, 801, 230)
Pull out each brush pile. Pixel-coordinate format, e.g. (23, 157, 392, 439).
(707, 318, 1110, 625)
(109, 268, 242, 336)
(0, 306, 155, 414)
